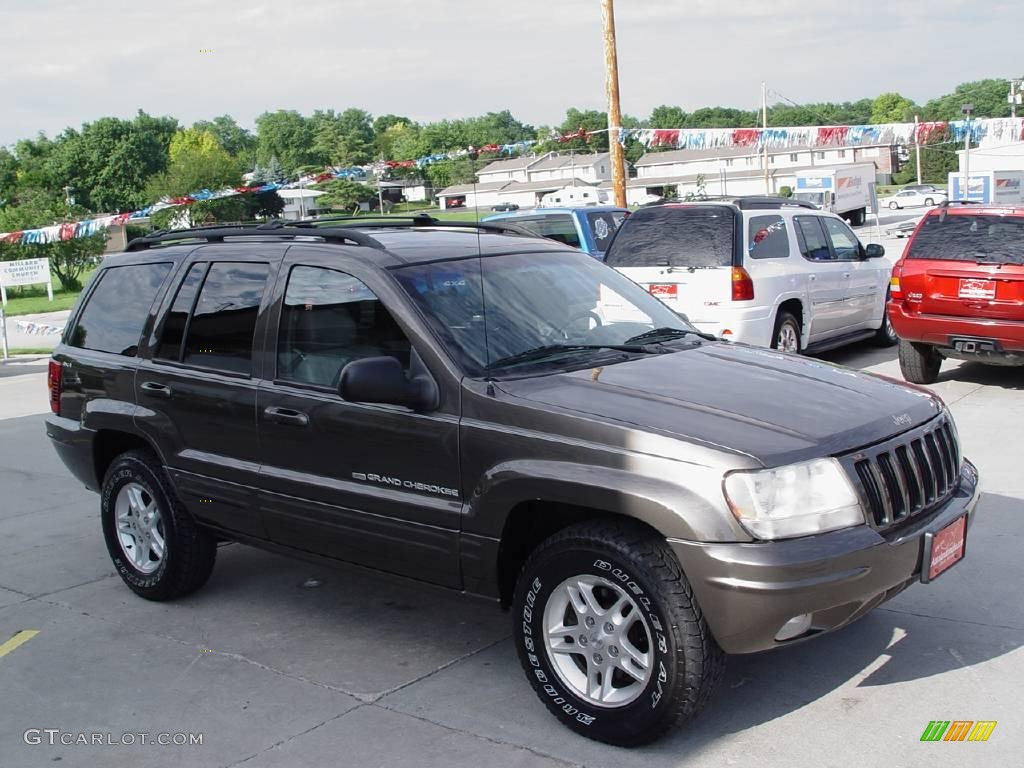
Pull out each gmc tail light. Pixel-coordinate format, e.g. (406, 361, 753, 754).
(890, 264, 903, 300)
(731, 266, 755, 301)
(48, 359, 62, 415)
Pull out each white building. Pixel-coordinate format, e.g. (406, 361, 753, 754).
(957, 141, 1024, 172)
(437, 152, 612, 209)
(628, 144, 896, 205)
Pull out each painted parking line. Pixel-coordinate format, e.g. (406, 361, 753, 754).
(0, 629, 40, 658)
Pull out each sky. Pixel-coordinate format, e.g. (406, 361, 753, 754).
(3, 0, 1023, 146)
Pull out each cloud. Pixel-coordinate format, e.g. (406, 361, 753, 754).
(3, 0, 1023, 146)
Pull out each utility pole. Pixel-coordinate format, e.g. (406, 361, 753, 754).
(961, 104, 973, 201)
(762, 82, 770, 194)
(1010, 79, 1020, 118)
(601, 0, 627, 208)
(914, 114, 922, 186)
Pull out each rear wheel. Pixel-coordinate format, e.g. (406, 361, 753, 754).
(889, 201, 900, 210)
(771, 311, 801, 354)
(898, 340, 942, 384)
(924, 197, 934, 207)
(512, 521, 724, 746)
(101, 450, 217, 601)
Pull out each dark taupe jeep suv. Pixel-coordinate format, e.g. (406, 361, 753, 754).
(46, 217, 979, 745)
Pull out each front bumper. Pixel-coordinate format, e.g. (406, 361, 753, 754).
(669, 459, 980, 654)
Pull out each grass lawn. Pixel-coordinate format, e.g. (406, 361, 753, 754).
(5, 348, 53, 356)
(1, 266, 95, 317)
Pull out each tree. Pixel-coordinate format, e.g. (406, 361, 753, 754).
(871, 93, 916, 124)
(314, 179, 377, 210)
(892, 133, 959, 184)
(250, 157, 286, 184)
(0, 192, 106, 290)
(648, 105, 687, 128)
(255, 110, 319, 173)
(145, 129, 242, 199)
(192, 115, 256, 164)
(0, 147, 17, 205)
(922, 79, 1018, 120)
(309, 108, 375, 166)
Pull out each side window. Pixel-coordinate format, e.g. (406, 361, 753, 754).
(822, 217, 861, 260)
(747, 215, 790, 259)
(794, 217, 833, 261)
(277, 266, 411, 388)
(183, 262, 269, 374)
(69, 263, 172, 356)
(513, 215, 582, 248)
(155, 263, 206, 360)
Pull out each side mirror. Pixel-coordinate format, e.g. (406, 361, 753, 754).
(339, 356, 437, 411)
(864, 243, 885, 259)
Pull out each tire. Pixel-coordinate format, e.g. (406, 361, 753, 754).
(873, 290, 899, 347)
(898, 340, 942, 384)
(770, 311, 801, 354)
(101, 450, 217, 601)
(512, 520, 724, 746)
(924, 197, 934, 207)
(889, 201, 900, 210)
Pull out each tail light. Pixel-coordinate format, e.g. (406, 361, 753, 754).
(48, 359, 62, 415)
(890, 263, 903, 300)
(731, 266, 755, 301)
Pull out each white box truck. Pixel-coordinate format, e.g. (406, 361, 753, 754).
(947, 170, 1024, 204)
(539, 185, 610, 208)
(792, 163, 876, 225)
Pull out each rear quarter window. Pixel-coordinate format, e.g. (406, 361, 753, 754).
(907, 213, 1024, 263)
(747, 215, 790, 259)
(605, 206, 736, 268)
(68, 262, 172, 355)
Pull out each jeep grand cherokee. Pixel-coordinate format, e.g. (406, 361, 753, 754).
(46, 217, 979, 745)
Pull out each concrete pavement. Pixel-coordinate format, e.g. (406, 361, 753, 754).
(0, 344, 1021, 767)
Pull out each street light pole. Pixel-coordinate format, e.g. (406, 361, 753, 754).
(914, 114, 922, 186)
(961, 104, 973, 202)
(762, 82, 770, 194)
(601, 0, 627, 208)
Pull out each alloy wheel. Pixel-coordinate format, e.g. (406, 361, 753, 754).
(776, 323, 799, 353)
(114, 482, 166, 574)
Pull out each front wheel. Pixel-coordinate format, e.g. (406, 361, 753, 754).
(924, 197, 934, 207)
(898, 340, 942, 384)
(889, 201, 900, 210)
(513, 521, 724, 746)
(101, 450, 217, 601)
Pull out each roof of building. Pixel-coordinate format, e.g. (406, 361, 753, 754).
(635, 144, 890, 167)
(475, 155, 542, 175)
(499, 178, 597, 194)
(527, 152, 610, 172)
(435, 181, 509, 197)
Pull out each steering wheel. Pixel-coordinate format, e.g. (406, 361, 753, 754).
(542, 310, 603, 344)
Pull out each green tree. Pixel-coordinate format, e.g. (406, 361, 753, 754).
(314, 179, 377, 210)
(871, 93, 917, 124)
(648, 105, 687, 128)
(255, 110, 319, 173)
(922, 79, 1018, 120)
(0, 192, 106, 290)
(893, 133, 959, 184)
(0, 147, 18, 205)
(145, 129, 242, 199)
(192, 115, 256, 164)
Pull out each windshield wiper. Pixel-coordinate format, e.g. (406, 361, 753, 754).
(623, 327, 716, 345)
(486, 344, 651, 371)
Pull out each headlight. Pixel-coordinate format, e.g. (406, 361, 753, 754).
(723, 458, 864, 540)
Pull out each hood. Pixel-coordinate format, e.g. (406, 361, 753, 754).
(496, 342, 942, 467)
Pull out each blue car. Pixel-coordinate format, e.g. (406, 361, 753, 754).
(483, 206, 628, 260)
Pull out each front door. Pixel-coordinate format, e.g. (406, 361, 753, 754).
(256, 258, 462, 588)
(136, 249, 281, 538)
(821, 216, 878, 330)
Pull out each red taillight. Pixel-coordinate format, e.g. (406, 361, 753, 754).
(731, 266, 754, 301)
(48, 360, 62, 415)
(890, 263, 904, 300)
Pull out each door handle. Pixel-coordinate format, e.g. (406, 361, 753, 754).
(843, 272, 851, 279)
(140, 381, 172, 399)
(264, 406, 309, 427)
(808, 275, 817, 282)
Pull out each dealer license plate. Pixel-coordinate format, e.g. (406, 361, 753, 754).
(648, 283, 678, 299)
(958, 278, 996, 300)
(925, 515, 967, 582)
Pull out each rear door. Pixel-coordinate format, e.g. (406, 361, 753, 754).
(604, 205, 737, 324)
(901, 212, 1024, 320)
(793, 216, 847, 339)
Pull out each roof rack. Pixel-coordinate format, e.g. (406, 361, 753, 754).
(647, 195, 818, 211)
(939, 199, 985, 207)
(125, 221, 385, 252)
(291, 213, 541, 239)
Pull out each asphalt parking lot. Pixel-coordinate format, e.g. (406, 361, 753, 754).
(1, 341, 1021, 768)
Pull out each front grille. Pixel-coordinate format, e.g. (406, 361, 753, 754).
(850, 418, 960, 531)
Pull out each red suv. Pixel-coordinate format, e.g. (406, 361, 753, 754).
(888, 203, 1024, 383)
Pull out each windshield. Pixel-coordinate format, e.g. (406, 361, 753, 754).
(907, 213, 1024, 263)
(604, 205, 736, 268)
(394, 250, 694, 375)
(793, 192, 825, 206)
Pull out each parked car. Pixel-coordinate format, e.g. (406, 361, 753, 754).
(485, 206, 628, 259)
(888, 203, 1024, 383)
(491, 202, 520, 212)
(886, 217, 922, 238)
(880, 189, 947, 210)
(46, 219, 978, 745)
(604, 197, 897, 353)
